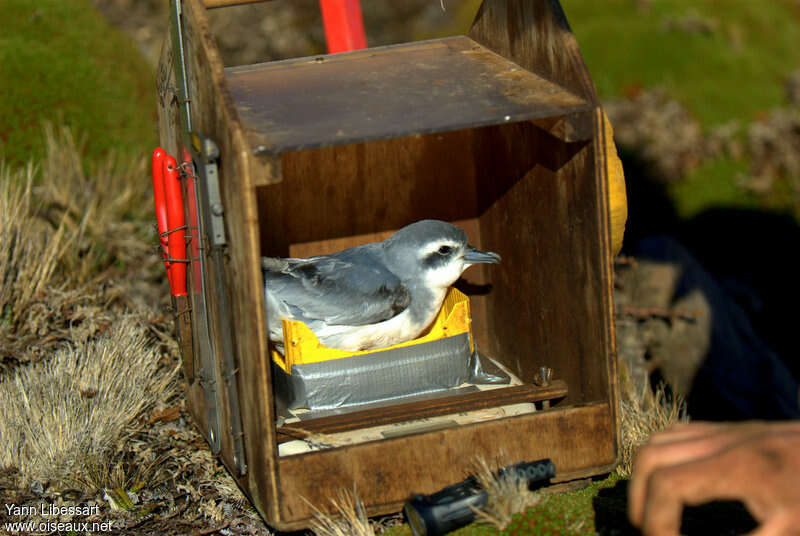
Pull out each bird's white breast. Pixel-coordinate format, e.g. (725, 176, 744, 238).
(317, 307, 422, 352)
(298, 287, 446, 352)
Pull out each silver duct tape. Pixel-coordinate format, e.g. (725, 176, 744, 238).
(273, 333, 507, 411)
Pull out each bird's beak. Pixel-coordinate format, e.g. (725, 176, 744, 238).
(463, 246, 501, 265)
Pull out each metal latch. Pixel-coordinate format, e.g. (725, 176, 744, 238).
(191, 133, 248, 476)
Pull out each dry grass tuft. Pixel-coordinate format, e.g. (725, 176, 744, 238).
(36, 124, 158, 287)
(0, 165, 76, 347)
(471, 456, 543, 530)
(77, 449, 163, 494)
(307, 488, 377, 536)
(617, 371, 689, 477)
(1, 127, 270, 533)
(0, 320, 179, 488)
(0, 125, 166, 366)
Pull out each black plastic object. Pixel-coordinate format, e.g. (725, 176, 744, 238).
(403, 459, 556, 536)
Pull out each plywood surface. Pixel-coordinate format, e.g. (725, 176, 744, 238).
(469, 0, 598, 103)
(275, 402, 616, 529)
(226, 36, 591, 154)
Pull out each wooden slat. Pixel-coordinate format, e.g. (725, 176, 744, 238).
(277, 381, 568, 442)
(274, 401, 616, 531)
(257, 128, 488, 253)
(592, 107, 623, 470)
(226, 36, 591, 154)
(469, 0, 599, 104)
(467, 119, 608, 404)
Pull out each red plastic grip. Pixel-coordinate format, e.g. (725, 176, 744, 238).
(319, 0, 367, 54)
(163, 155, 187, 297)
(152, 147, 173, 289)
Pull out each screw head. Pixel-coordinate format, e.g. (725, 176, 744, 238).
(535, 367, 553, 387)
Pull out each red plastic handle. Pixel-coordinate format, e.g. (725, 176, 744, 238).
(152, 148, 173, 289)
(319, 0, 367, 54)
(163, 155, 187, 297)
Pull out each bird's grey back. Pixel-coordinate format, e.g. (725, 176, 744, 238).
(263, 242, 411, 328)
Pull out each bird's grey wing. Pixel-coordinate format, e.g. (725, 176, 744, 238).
(263, 254, 410, 327)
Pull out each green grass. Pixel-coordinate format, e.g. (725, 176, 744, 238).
(0, 0, 157, 168)
(563, 0, 800, 129)
(385, 473, 757, 535)
(668, 157, 756, 218)
(385, 475, 627, 536)
(558, 0, 800, 221)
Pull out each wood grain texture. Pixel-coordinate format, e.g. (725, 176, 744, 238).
(185, 0, 280, 517)
(285, 218, 480, 258)
(469, 0, 598, 104)
(258, 127, 484, 252)
(156, 22, 214, 459)
(156, 38, 184, 159)
(173, 295, 195, 383)
(226, 36, 591, 154)
(591, 107, 622, 471)
(274, 402, 616, 531)
(469, 118, 609, 404)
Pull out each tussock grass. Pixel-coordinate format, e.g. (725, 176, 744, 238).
(0, 320, 178, 489)
(307, 488, 376, 536)
(0, 165, 74, 345)
(472, 456, 543, 531)
(36, 125, 157, 286)
(617, 374, 688, 477)
(0, 126, 163, 365)
(0, 123, 190, 528)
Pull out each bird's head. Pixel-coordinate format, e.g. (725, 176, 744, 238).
(383, 220, 501, 290)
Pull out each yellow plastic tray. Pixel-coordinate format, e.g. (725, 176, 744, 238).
(272, 287, 474, 373)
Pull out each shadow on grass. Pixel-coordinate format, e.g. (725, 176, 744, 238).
(618, 147, 800, 421)
(592, 479, 757, 536)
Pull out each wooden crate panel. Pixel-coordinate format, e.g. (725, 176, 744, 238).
(275, 402, 616, 530)
(225, 36, 591, 153)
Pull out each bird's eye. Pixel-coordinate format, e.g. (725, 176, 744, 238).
(437, 245, 452, 255)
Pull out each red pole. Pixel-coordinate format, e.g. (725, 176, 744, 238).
(151, 147, 173, 289)
(163, 155, 187, 297)
(319, 0, 367, 53)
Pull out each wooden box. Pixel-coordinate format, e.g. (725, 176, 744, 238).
(156, 0, 625, 530)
